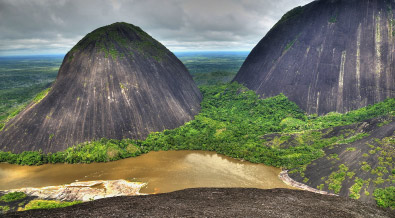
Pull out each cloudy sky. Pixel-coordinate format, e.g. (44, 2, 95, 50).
(0, 0, 313, 56)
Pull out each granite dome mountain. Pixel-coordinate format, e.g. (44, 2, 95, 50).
(234, 0, 395, 115)
(0, 22, 202, 153)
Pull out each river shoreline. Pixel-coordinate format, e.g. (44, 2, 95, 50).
(0, 151, 330, 205)
(0, 150, 291, 193)
(1, 169, 335, 203)
(279, 170, 337, 196)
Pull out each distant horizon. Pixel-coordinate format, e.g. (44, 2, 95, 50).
(0, 50, 251, 58)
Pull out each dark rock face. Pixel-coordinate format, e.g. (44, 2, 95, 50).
(0, 22, 202, 153)
(234, 0, 395, 115)
(4, 188, 393, 218)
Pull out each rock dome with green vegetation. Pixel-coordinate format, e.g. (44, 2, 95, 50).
(0, 22, 202, 153)
(234, 0, 395, 115)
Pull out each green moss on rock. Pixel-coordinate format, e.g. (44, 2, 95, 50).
(68, 22, 168, 61)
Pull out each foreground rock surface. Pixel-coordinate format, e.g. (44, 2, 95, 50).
(4, 180, 145, 202)
(4, 188, 393, 218)
(234, 0, 395, 115)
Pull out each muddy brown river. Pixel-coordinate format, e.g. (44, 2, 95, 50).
(0, 151, 292, 193)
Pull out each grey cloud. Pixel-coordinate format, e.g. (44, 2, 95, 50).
(0, 0, 313, 55)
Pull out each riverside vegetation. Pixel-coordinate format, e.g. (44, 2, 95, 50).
(1, 82, 394, 166)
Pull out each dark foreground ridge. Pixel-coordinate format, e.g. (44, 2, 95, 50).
(4, 188, 393, 218)
(234, 0, 395, 115)
(0, 22, 202, 153)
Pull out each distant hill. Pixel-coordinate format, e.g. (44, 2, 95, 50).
(0, 22, 202, 153)
(234, 0, 395, 115)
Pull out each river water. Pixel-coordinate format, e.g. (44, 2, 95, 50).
(0, 150, 292, 193)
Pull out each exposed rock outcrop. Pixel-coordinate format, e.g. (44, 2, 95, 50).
(0, 22, 202, 153)
(3, 180, 145, 202)
(279, 170, 337, 196)
(234, 0, 395, 115)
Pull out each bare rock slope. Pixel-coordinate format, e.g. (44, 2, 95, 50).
(0, 22, 202, 153)
(234, 0, 395, 115)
